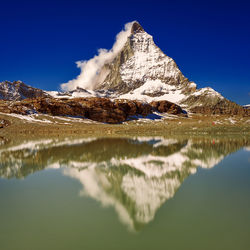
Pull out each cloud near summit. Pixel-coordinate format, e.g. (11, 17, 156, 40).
(61, 21, 135, 91)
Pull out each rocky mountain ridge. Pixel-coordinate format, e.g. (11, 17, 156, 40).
(0, 80, 48, 101)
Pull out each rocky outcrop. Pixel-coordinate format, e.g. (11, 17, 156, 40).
(0, 81, 49, 101)
(150, 100, 185, 115)
(0, 97, 185, 124)
(0, 119, 10, 129)
(181, 90, 250, 116)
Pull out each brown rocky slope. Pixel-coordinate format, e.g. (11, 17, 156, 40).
(0, 97, 185, 124)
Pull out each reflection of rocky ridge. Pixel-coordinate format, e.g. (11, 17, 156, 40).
(0, 137, 249, 230)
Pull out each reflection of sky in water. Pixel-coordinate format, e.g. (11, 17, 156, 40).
(0, 136, 249, 231)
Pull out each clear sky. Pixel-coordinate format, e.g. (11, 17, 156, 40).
(0, 0, 249, 104)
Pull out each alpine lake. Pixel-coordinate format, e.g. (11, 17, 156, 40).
(0, 135, 249, 250)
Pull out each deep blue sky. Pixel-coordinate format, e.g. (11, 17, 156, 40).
(0, 0, 249, 104)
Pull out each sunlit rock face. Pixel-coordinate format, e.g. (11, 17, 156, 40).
(0, 136, 249, 231)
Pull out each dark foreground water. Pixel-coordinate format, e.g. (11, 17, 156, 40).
(0, 136, 249, 250)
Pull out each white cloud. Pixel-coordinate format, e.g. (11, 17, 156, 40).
(61, 21, 135, 91)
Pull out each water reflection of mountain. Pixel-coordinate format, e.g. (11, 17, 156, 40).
(0, 136, 249, 231)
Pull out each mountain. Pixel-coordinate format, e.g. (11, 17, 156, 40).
(0, 22, 249, 118)
(50, 21, 247, 116)
(94, 21, 195, 100)
(0, 80, 48, 101)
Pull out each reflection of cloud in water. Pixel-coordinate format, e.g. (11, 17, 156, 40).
(0, 136, 249, 230)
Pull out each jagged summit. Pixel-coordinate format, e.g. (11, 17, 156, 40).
(130, 21, 144, 34)
(92, 20, 196, 102)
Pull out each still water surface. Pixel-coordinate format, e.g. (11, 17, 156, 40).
(0, 136, 249, 250)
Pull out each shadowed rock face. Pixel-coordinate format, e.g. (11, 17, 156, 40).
(0, 97, 185, 123)
(131, 21, 144, 34)
(0, 136, 249, 231)
(0, 81, 48, 101)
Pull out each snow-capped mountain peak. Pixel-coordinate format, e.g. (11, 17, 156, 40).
(55, 21, 228, 109)
(94, 21, 195, 102)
